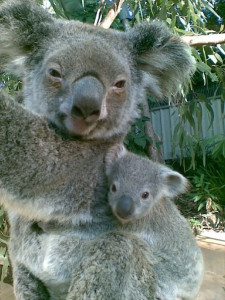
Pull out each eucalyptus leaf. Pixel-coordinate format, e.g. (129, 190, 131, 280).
(134, 137, 146, 149)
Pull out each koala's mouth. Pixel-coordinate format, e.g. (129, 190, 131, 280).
(116, 215, 133, 223)
(62, 115, 97, 136)
(114, 211, 134, 223)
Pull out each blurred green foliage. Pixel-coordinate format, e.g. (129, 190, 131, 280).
(171, 135, 225, 213)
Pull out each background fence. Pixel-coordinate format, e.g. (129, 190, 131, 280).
(150, 97, 225, 160)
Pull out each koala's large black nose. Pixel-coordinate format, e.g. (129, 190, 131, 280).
(72, 76, 104, 122)
(116, 195, 135, 219)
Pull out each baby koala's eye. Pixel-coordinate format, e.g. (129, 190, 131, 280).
(141, 191, 149, 199)
(111, 184, 117, 192)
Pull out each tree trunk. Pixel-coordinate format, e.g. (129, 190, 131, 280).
(99, 0, 124, 29)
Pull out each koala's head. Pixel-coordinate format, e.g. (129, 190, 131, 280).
(0, 0, 195, 140)
(105, 145, 189, 222)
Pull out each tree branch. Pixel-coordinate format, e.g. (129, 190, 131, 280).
(181, 33, 225, 46)
(142, 99, 164, 163)
(94, 0, 104, 26)
(100, 0, 124, 29)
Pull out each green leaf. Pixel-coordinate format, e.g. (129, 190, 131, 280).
(185, 110, 195, 128)
(146, 136, 153, 144)
(156, 141, 163, 149)
(196, 93, 208, 102)
(215, 53, 223, 64)
(159, 0, 167, 21)
(198, 202, 206, 211)
(0, 247, 6, 257)
(141, 116, 151, 122)
(191, 48, 202, 62)
(212, 139, 225, 158)
(203, 2, 222, 20)
(196, 104, 202, 134)
(0, 207, 4, 217)
(1, 255, 9, 281)
(205, 102, 214, 128)
(194, 195, 202, 202)
(0, 237, 8, 244)
(196, 62, 211, 73)
(208, 72, 219, 82)
(134, 137, 146, 149)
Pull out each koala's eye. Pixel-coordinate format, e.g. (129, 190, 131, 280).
(48, 68, 62, 79)
(141, 191, 149, 199)
(111, 184, 117, 192)
(114, 80, 126, 89)
(111, 78, 126, 95)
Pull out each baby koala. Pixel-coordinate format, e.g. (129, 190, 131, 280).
(105, 144, 189, 223)
(105, 144, 204, 300)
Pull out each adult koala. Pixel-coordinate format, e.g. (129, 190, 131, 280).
(0, 0, 196, 299)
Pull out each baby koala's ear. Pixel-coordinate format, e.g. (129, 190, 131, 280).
(160, 166, 189, 198)
(105, 144, 127, 175)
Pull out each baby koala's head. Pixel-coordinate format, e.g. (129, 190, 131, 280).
(105, 144, 188, 223)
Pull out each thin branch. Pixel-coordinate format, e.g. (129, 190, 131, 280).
(181, 33, 225, 46)
(94, 0, 105, 26)
(142, 99, 164, 163)
(94, 8, 102, 26)
(100, 0, 124, 29)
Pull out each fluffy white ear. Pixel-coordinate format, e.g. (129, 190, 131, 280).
(0, 0, 55, 74)
(105, 144, 127, 175)
(125, 21, 196, 99)
(160, 167, 189, 198)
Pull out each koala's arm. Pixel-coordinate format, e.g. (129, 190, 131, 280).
(12, 264, 50, 300)
(67, 231, 156, 300)
(0, 92, 68, 217)
(0, 91, 59, 178)
(0, 92, 109, 222)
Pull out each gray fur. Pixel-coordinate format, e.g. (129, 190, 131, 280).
(105, 145, 204, 300)
(0, 0, 196, 299)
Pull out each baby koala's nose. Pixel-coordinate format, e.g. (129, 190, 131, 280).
(116, 195, 135, 220)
